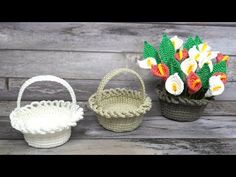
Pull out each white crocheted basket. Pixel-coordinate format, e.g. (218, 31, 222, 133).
(9, 75, 84, 148)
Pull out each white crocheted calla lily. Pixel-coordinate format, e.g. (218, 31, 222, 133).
(188, 46, 205, 62)
(180, 58, 198, 76)
(204, 50, 220, 60)
(189, 43, 219, 66)
(137, 57, 157, 69)
(165, 73, 184, 96)
(205, 75, 225, 97)
(198, 42, 211, 53)
(198, 57, 213, 72)
(170, 36, 183, 50)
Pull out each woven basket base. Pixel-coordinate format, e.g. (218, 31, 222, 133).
(24, 128, 71, 148)
(160, 100, 206, 122)
(103, 102, 139, 113)
(97, 115, 143, 132)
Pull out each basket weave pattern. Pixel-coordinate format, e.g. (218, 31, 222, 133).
(157, 89, 209, 122)
(89, 68, 152, 132)
(24, 128, 71, 148)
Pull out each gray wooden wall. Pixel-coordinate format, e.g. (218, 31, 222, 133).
(0, 22, 236, 154)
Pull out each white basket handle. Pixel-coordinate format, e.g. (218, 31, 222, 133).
(17, 75, 77, 108)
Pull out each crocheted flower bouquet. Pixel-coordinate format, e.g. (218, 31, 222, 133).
(138, 34, 229, 122)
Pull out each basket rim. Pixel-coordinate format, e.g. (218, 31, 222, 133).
(89, 88, 152, 119)
(10, 100, 84, 134)
(156, 89, 210, 106)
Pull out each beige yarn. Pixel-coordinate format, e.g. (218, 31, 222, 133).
(89, 68, 152, 132)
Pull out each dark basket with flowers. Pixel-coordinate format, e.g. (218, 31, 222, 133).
(138, 34, 229, 122)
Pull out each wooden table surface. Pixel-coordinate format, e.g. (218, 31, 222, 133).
(0, 22, 236, 155)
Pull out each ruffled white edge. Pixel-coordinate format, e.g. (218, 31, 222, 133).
(10, 100, 84, 134)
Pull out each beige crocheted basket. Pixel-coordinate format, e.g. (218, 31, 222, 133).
(89, 68, 152, 132)
(10, 75, 84, 148)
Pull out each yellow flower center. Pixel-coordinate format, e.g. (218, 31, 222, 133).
(158, 64, 164, 76)
(194, 53, 200, 61)
(207, 51, 212, 57)
(193, 79, 201, 87)
(179, 50, 183, 60)
(147, 59, 152, 67)
(172, 41, 176, 49)
(201, 43, 208, 52)
(221, 75, 226, 79)
(211, 85, 221, 92)
(172, 83, 177, 92)
(187, 64, 194, 75)
(223, 55, 229, 61)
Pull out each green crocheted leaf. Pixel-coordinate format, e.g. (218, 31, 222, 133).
(183, 36, 196, 50)
(167, 57, 184, 80)
(194, 35, 203, 45)
(143, 41, 161, 64)
(159, 34, 175, 65)
(197, 63, 212, 89)
(212, 61, 227, 74)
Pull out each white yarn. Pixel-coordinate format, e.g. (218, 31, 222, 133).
(10, 100, 84, 134)
(9, 75, 84, 148)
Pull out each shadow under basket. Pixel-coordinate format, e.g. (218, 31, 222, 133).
(157, 89, 210, 122)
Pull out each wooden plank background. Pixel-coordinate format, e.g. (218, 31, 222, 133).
(0, 22, 235, 154)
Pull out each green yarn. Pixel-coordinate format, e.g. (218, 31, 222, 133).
(159, 34, 175, 65)
(197, 63, 212, 89)
(212, 61, 227, 74)
(167, 57, 184, 80)
(143, 41, 161, 63)
(194, 35, 203, 45)
(183, 36, 196, 50)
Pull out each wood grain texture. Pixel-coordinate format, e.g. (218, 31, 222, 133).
(1, 77, 234, 101)
(1, 115, 236, 140)
(0, 138, 236, 155)
(0, 51, 235, 81)
(0, 78, 6, 90)
(3, 78, 158, 101)
(1, 100, 236, 117)
(160, 22, 236, 26)
(0, 23, 235, 54)
(0, 51, 148, 79)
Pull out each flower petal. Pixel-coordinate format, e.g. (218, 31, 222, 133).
(174, 49, 189, 61)
(216, 53, 230, 65)
(170, 36, 183, 50)
(204, 51, 219, 60)
(137, 57, 157, 69)
(208, 75, 225, 96)
(199, 58, 213, 72)
(165, 73, 184, 96)
(187, 72, 202, 94)
(180, 58, 198, 75)
(198, 42, 211, 53)
(213, 72, 227, 84)
(151, 63, 169, 80)
(188, 46, 203, 61)
(205, 89, 213, 97)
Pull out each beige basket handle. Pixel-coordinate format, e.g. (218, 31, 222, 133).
(96, 68, 146, 103)
(17, 75, 77, 108)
